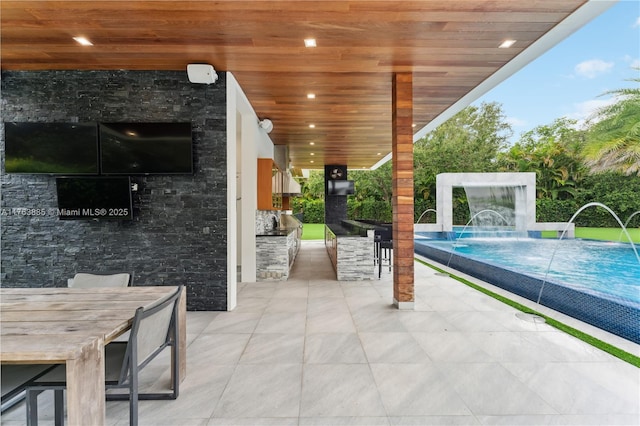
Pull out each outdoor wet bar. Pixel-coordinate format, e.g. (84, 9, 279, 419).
(256, 213, 303, 280)
(324, 220, 376, 280)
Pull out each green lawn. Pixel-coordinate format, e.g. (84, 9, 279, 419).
(305, 223, 640, 243)
(302, 223, 640, 243)
(301, 223, 326, 240)
(542, 227, 640, 243)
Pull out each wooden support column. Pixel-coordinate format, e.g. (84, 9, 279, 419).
(392, 73, 414, 309)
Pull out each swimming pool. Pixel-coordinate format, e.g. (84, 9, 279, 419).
(414, 233, 640, 343)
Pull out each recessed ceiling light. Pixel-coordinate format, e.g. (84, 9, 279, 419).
(310, 160, 315, 163)
(412, 123, 416, 128)
(309, 142, 315, 145)
(309, 124, 315, 128)
(307, 93, 316, 99)
(304, 39, 316, 48)
(499, 39, 516, 48)
(377, 152, 381, 156)
(310, 153, 315, 156)
(73, 36, 93, 46)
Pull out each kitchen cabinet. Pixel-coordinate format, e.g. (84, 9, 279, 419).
(257, 158, 282, 210)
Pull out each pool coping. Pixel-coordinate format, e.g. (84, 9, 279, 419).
(414, 241, 640, 346)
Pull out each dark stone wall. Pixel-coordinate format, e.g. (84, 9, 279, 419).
(1, 70, 228, 310)
(324, 164, 348, 224)
(325, 195, 348, 225)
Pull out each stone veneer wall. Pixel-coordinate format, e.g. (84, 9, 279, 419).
(336, 231, 375, 281)
(255, 236, 290, 280)
(0, 70, 228, 310)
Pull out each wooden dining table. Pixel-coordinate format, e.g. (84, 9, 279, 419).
(0, 286, 186, 426)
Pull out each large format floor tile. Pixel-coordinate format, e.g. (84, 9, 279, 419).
(370, 363, 471, 416)
(213, 364, 303, 418)
(3, 240, 638, 426)
(300, 364, 386, 417)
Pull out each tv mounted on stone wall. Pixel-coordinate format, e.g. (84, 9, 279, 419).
(327, 180, 355, 195)
(99, 122, 193, 175)
(4, 122, 99, 175)
(56, 176, 133, 220)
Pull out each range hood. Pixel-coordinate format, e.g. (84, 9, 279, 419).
(283, 170, 302, 197)
(274, 145, 302, 197)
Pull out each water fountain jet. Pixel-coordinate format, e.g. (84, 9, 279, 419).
(517, 202, 640, 324)
(619, 211, 640, 243)
(415, 208, 437, 224)
(435, 209, 512, 277)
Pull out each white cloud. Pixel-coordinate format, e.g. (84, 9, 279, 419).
(506, 116, 527, 128)
(564, 97, 618, 128)
(574, 59, 614, 79)
(622, 54, 640, 68)
(634, 16, 640, 28)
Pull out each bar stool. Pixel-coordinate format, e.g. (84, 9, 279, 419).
(374, 227, 393, 278)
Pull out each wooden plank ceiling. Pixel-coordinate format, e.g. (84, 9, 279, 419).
(1, 1, 588, 170)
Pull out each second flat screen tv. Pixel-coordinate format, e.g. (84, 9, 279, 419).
(327, 180, 355, 195)
(99, 122, 193, 175)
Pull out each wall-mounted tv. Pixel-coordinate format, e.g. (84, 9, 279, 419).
(56, 177, 133, 220)
(4, 122, 99, 174)
(327, 180, 355, 195)
(99, 122, 193, 175)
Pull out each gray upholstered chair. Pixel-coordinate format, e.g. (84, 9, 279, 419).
(25, 285, 182, 426)
(67, 272, 133, 288)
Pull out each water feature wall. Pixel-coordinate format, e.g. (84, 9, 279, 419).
(463, 184, 528, 238)
(434, 172, 537, 234)
(416, 173, 573, 238)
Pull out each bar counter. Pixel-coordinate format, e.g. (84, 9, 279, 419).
(324, 222, 375, 281)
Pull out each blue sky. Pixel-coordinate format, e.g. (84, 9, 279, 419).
(472, 0, 640, 142)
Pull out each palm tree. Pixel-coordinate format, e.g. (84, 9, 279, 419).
(583, 71, 640, 176)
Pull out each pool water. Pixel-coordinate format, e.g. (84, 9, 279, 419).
(414, 236, 640, 307)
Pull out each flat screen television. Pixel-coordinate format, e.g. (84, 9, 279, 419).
(56, 177, 133, 220)
(327, 180, 355, 195)
(4, 122, 99, 174)
(99, 122, 193, 175)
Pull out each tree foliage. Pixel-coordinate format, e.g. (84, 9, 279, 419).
(583, 72, 640, 176)
(302, 170, 326, 199)
(291, 170, 326, 223)
(347, 163, 393, 221)
(496, 118, 587, 200)
(536, 172, 640, 227)
(413, 102, 512, 216)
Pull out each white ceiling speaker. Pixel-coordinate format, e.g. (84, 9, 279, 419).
(187, 64, 218, 84)
(259, 119, 273, 133)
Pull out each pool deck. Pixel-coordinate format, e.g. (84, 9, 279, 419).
(2, 240, 639, 425)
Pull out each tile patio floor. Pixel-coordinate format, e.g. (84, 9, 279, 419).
(2, 240, 639, 425)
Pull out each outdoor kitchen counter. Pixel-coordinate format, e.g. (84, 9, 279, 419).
(256, 215, 302, 280)
(325, 222, 375, 281)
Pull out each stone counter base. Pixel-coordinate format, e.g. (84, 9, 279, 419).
(256, 235, 290, 281)
(325, 225, 375, 281)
